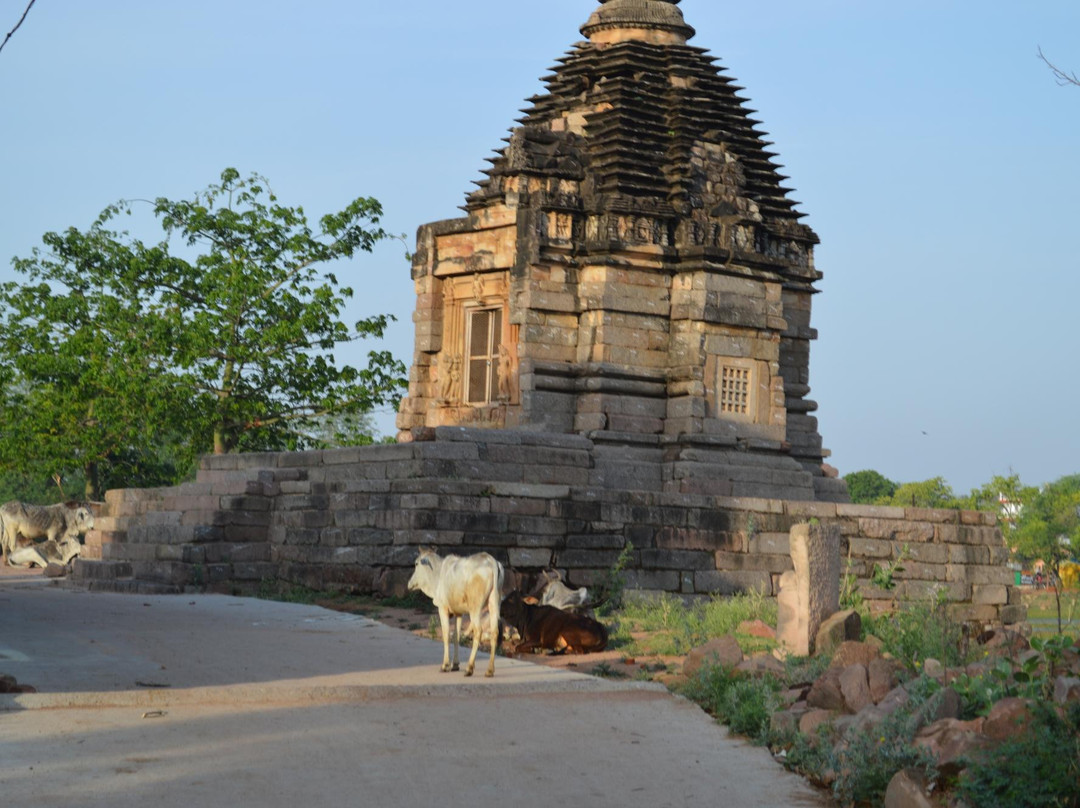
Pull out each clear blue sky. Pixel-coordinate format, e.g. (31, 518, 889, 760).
(2, 1, 1078, 494)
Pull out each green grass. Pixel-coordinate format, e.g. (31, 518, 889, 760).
(1021, 590, 1080, 637)
(610, 590, 777, 657)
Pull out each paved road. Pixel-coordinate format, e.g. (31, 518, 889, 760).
(0, 569, 832, 807)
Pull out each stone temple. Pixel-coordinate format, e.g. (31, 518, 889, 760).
(397, 0, 846, 503)
(76, 2, 1020, 626)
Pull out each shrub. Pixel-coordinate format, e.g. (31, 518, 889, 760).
(863, 592, 967, 669)
(828, 681, 940, 807)
(595, 542, 635, 615)
(613, 590, 776, 657)
(679, 663, 782, 744)
(955, 702, 1080, 808)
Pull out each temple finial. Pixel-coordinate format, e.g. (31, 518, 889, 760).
(581, 0, 695, 45)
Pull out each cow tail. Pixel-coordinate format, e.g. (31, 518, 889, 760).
(494, 560, 506, 653)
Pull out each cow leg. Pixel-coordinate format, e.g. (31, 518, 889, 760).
(484, 590, 499, 677)
(439, 607, 453, 673)
(451, 615, 462, 672)
(462, 610, 480, 677)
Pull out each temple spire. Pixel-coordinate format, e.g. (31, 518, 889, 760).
(580, 0, 695, 45)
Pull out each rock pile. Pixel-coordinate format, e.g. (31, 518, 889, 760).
(764, 627, 1080, 805)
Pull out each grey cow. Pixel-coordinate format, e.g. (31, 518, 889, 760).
(0, 501, 95, 566)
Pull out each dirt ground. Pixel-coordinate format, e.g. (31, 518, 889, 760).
(313, 596, 691, 687)
(0, 563, 689, 686)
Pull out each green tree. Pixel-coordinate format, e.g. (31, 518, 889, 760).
(958, 473, 1038, 529)
(0, 225, 199, 499)
(843, 469, 898, 504)
(0, 169, 406, 499)
(1014, 474, 1080, 633)
(884, 477, 959, 509)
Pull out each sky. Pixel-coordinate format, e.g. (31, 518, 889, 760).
(2, 0, 1078, 494)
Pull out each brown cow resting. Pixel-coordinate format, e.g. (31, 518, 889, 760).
(500, 590, 608, 655)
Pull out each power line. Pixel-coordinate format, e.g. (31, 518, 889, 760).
(0, 0, 37, 56)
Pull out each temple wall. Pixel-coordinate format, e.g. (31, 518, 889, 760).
(74, 433, 1023, 629)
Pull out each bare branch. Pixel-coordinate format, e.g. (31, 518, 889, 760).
(1038, 46, 1080, 87)
(0, 0, 37, 56)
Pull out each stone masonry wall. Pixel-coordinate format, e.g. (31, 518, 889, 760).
(74, 431, 1023, 628)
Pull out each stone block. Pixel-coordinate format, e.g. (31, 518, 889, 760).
(714, 551, 792, 573)
(639, 548, 713, 571)
(971, 584, 1008, 605)
(776, 523, 841, 657)
(784, 501, 838, 519)
(622, 570, 681, 591)
(835, 503, 906, 520)
(655, 527, 734, 552)
(947, 544, 990, 565)
(491, 497, 548, 516)
(999, 604, 1027, 625)
(946, 564, 1013, 585)
(894, 561, 948, 582)
(748, 532, 790, 555)
(694, 569, 772, 596)
(507, 548, 553, 568)
(847, 537, 894, 559)
(947, 603, 999, 623)
(857, 518, 935, 543)
(904, 543, 950, 565)
(903, 507, 959, 524)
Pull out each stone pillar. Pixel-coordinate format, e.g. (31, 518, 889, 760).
(776, 522, 840, 656)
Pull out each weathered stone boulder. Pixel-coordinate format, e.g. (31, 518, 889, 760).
(914, 717, 990, 777)
(912, 687, 961, 729)
(806, 667, 845, 712)
(737, 619, 776, 640)
(876, 684, 912, 716)
(735, 653, 786, 677)
(682, 635, 743, 678)
(814, 609, 861, 656)
(921, 658, 944, 681)
(841, 704, 889, 737)
(829, 640, 880, 670)
(1054, 675, 1080, 705)
(798, 708, 836, 738)
(982, 697, 1036, 741)
(868, 657, 903, 703)
(838, 663, 873, 714)
(884, 768, 935, 808)
(770, 706, 810, 737)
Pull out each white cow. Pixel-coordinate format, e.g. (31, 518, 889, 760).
(407, 547, 504, 677)
(0, 501, 94, 566)
(537, 568, 590, 612)
(7, 536, 82, 569)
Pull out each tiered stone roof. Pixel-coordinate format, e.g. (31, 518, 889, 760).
(466, 0, 818, 284)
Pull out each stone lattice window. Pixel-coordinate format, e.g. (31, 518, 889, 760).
(465, 307, 503, 405)
(719, 365, 751, 415)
